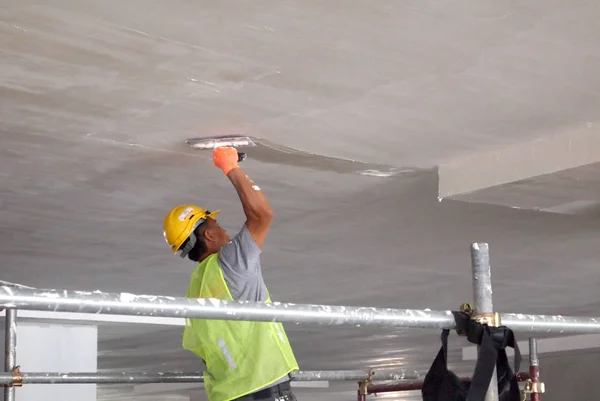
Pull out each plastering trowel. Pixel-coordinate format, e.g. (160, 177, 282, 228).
(185, 135, 256, 162)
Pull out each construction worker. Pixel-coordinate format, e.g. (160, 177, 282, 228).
(162, 147, 300, 401)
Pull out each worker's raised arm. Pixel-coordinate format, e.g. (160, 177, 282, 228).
(213, 147, 273, 248)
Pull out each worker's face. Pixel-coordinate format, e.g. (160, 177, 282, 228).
(203, 218, 230, 246)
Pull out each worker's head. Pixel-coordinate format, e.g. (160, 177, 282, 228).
(163, 204, 230, 262)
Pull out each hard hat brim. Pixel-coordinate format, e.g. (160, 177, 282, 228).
(207, 210, 220, 220)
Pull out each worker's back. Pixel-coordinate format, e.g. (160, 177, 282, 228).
(183, 227, 299, 401)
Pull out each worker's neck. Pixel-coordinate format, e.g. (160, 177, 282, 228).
(198, 249, 218, 263)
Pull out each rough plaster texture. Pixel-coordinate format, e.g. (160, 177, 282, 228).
(1, 1, 600, 400)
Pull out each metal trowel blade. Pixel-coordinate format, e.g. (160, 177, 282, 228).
(185, 135, 256, 150)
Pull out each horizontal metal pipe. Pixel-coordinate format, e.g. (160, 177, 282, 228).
(294, 369, 421, 381)
(0, 286, 456, 330)
(0, 370, 420, 385)
(2, 286, 600, 333)
(0, 372, 203, 385)
(367, 377, 472, 394)
(366, 372, 531, 394)
(501, 313, 600, 334)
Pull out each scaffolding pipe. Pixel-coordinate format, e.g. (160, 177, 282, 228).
(471, 243, 498, 401)
(367, 377, 472, 394)
(1, 286, 600, 334)
(0, 372, 203, 385)
(0, 369, 420, 386)
(292, 370, 420, 381)
(0, 286, 455, 329)
(365, 372, 531, 395)
(529, 338, 541, 401)
(3, 309, 16, 401)
(498, 314, 600, 333)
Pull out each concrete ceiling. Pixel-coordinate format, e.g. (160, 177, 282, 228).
(2, 0, 600, 400)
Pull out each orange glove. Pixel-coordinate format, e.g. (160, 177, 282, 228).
(213, 147, 239, 175)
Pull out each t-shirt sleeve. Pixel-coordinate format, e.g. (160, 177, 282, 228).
(217, 225, 262, 278)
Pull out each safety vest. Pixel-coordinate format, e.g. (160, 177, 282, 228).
(182, 253, 299, 401)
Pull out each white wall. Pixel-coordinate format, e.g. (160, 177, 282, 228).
(2, 321, 97, 401)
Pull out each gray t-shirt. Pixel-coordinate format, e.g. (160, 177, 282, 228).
(216, 225, 290, 387)
(217, 225, 268, 302)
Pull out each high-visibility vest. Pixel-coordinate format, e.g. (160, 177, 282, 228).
(182, 253, 299, 401)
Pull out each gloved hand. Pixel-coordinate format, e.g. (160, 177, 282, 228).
(213, 147, 239, 175)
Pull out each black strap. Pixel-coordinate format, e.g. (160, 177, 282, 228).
(453, 312, 522, 375)
(465, 323, 522, 401)
(441, 328, 450, 361)
(422, 313, 522, 401)
(466, 328, 499, 401)
(422, 329, 470, 401)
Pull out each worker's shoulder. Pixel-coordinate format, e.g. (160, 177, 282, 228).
(225, 225, 261, 254)
(217, 225, 262, 276)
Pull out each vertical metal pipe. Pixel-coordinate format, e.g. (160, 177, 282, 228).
(471, 243, 499, 401)
(529, 337, 541, 401)
(357, 376, 371, 401)
(4, 309, 17, 401)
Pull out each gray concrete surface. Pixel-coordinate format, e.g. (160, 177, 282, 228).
(538, 349, 600, 401)
(2, 1, 600, 400)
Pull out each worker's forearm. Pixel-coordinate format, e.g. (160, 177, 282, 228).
(226, 167, 273, 221)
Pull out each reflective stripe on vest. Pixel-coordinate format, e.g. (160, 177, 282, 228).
(182, 253, 299, 401)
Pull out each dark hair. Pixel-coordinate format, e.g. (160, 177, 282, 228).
(187, 223, 208, 262)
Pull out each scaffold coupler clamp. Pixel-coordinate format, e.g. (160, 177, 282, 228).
(521, 378, 545, 401)
(461, 301, 501, 327)
(456, 303, 501, 336)
(0, 366, 23, 388)
(358, 369, 375, 396)
(455, 303, 473, 336)
(473, 311, 501, 327)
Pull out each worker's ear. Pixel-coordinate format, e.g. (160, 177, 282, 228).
(203, 226, 218, 243)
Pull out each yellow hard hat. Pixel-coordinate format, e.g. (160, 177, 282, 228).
(163, 204, 220, 258)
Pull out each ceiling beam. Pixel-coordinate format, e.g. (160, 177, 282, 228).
(438, 122, 600, 198)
